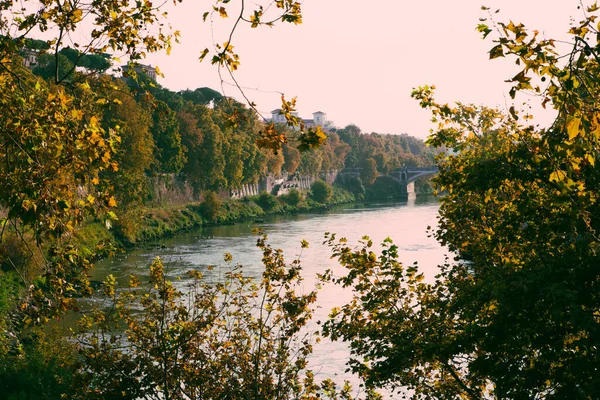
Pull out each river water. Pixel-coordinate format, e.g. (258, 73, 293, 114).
(94, 197, 447, 397)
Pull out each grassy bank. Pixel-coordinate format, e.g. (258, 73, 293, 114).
(77, 186, 357, 250)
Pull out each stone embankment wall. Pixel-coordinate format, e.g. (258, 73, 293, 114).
(150, 174, 198, 206)
(230, 183, 259, 199)
(273, 170, 339, 196)
(149, 170, 340, 204)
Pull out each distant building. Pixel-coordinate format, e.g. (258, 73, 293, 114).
(303, 111, 328, 129)
(270, 110, 328, 131)
(21, 48, 40, 69)
(122, 63, 157, 82)
(313, 111, 327, 126)
(270, 109, 299, 125)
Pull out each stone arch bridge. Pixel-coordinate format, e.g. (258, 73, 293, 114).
(339, 166, 439, 199)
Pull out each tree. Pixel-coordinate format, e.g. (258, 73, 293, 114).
(256, 191, 279, 211)
(150, 99, 185, 174)
(32, 52, 75, 81)
(100, 77, 154, 241)
(283, 188, 303, 206)
(283, 143, 302, 174)
(310, 179, 333, 203)
(324, 5, 600, 398)
(360, 158, 379, 185)
(177, 108, 205, 192)
(180, 87, 223, 105)
(199, 191, 222, 223)
(196, 110, 227, 190)
(83, 53, 112, 73)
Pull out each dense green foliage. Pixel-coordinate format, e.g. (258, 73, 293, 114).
(310, 179, 334, 203)
(322, 4, 600, 399)
(256, 191, 279, 211)
(334, 124, 436, 170)
(283, 188, 304, 206)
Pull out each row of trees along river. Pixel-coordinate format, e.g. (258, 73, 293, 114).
(10, 57, 439, 243)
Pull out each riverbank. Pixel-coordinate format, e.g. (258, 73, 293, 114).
(75, 186, 357, 254)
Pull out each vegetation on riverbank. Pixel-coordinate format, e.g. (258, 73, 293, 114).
(124, 185, 356, 245)
(77, 176, 434, 250)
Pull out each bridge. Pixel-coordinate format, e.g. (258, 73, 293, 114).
(338, 166, 439, 199)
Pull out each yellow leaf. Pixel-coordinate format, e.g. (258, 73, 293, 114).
(108, 196, 117, 207)
(566, 116, 581, 140)
(586, 153, 596, 167)
(72, 9, 83, 22)
(549, 170, 566, 183)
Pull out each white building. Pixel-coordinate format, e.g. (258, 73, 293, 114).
(270, 110, 328, 130)
(122, 63, 157, 82)
(270, 109, 299, 124)
(21, 48, 40, 68)
(313, 111, 327, 125)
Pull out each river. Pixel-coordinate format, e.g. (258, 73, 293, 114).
(94, 197, 447, 397)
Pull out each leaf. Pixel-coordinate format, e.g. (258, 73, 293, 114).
(199, 48, 209, 62)
(586, 153, 596, 167)
(489, 44, 504, 59)
(549, 169, 566, 182)
(477, 23, 492, 39)
(566, 116, 581, 140)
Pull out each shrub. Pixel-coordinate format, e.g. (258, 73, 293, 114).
(256, 191, 278, 211)
(340, 176, 365, 197)
(199, 191, 222, 222)
(283, 188, 303, 206)
(310, 180, 333, 203)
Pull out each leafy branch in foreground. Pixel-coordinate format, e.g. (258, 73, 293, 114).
(73, 235, 381, 400)
(324, 4, 600, 399)
(322, 234, 477, 399)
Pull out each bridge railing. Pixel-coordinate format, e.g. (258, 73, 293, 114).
(404, 166, 439, 172)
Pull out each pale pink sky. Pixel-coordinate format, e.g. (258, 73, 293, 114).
(144, 0, 586, 139)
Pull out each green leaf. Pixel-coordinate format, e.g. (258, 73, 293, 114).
(489, 44, 504, 59)
(477, 23, 492, 39)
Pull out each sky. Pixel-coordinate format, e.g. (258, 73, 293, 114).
(142, 0, 589, 139)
